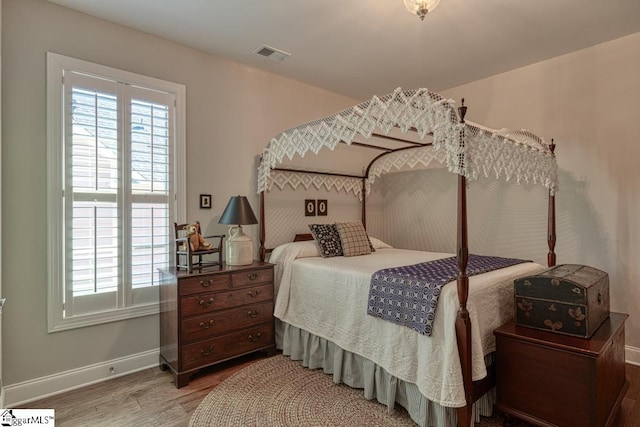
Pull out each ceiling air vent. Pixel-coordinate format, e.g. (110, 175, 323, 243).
(253, 45, 291, 62)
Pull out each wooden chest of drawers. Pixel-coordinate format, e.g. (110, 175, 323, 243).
(494, 312, 628, 426)
(159, 262, 276, 387)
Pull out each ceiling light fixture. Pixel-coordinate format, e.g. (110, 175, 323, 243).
(404, 0, 440, 20)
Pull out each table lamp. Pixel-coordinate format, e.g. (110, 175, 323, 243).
(219, 195, 259, 266)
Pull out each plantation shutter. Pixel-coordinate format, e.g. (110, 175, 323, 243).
(63, 71, 173, 316)
(128, 89, 172, 307)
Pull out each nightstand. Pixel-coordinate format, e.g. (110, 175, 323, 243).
(159, 261, 276, 387)
(494, 312, 628, 427)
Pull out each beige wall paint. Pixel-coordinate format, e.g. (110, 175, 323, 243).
(444, 32, 640, 350)
(380, 170, 549, 259)
(1, 0, 357, 386)
(382, 32, 640, 349)
(0, 0, 4, 407)
(4, 0, 639, 394)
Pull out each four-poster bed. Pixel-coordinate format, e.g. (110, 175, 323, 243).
(255, 88, 559, 427)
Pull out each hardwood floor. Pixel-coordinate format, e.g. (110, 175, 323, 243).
(19, 353, 266, 427)
(18, 356, 640, 426)
(620, 363, 640, 427)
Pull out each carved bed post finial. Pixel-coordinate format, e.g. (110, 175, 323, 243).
(260, 191, 266, 262)
(458, 98, 467, 123)
(455, 97, 473, 426)
(456, 97, 469, 311)
(456, 96, 469, 312)
(361, 178, 367, 228)
(548, 139, 557, 267)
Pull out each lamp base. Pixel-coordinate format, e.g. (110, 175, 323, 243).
(226, 226, 253, 266)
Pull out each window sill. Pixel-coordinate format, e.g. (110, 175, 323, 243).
(48, 303, 159, 333)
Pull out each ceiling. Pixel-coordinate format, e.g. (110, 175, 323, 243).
(47, 0, 640, 100)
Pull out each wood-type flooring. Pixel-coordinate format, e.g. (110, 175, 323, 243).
(19, 354, 640, 426)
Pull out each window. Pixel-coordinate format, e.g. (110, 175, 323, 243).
(47, 53, 186, 332)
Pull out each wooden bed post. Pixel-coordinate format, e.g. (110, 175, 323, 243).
(259, 190, 266, 262)
(456, 174, 473, 427)
(361, 178, 367, 229)
(547, 139, 557, 267)
(455, 100, 473, 427)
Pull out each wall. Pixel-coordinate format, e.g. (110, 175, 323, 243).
(380, 169, 549, 259)
(382, 32, 640, 357)
(4, 0, 639, 404)
(0, 0, 4, 407)
(264, 187, 384, 251)
(1, 0, 358, 396)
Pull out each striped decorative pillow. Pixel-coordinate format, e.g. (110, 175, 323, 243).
(336, 222, 372, 257)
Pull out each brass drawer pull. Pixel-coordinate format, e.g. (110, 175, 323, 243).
(199, 279, 215, 287)
(199, 297, 214, 307)
(247, 289, 261, 298)
(248, 332, 262, 342)
(200, 344, 214, 356)
(247, 310, 259, 318)
(199, 319, 215, 329)
(248, 272, 258, 281)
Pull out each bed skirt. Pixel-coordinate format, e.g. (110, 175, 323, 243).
(277, 319, 496, 427)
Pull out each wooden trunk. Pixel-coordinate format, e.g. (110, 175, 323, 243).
(514, 264, 609, 338)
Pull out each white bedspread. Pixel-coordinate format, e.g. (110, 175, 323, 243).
(270, 240, 544, 407)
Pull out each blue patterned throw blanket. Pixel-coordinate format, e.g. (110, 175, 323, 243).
(367, 255, 529, 336)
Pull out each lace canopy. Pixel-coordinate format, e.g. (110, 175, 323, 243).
(258, 88, 558, 197)
(268, 168, 363, 198)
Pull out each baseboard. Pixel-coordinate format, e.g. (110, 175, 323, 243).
(4, 348, 160, 407)
(2, 345, 638, 406)
(627, 345, 640, 366)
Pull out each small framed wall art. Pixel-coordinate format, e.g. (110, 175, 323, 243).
(317, 199, 328, 216)
(304, 199, 316, 216)
(200, 194, 212, 209)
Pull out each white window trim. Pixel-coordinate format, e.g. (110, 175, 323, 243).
(46, 52, 186, 332)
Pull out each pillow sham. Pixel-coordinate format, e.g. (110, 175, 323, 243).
(335, 222, 372, 257)
(308, 223, 343, 257)
(368, 236, 393, 250)
(269, 240, 321, 261)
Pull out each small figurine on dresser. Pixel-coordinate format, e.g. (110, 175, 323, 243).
(182, 222, 213, 252)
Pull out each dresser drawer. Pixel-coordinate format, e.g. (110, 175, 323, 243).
(160, 263, 275, 388)
(181, 301, 274, 343)
(180, 283, 273, 317)
(181, 323, 274, 371)
(179, 274, 230, 296)
(231, 268, 273, 287)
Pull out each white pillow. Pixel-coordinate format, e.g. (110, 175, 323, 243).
(368, 237, 393, 250)
(269, 240, 320, 261)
